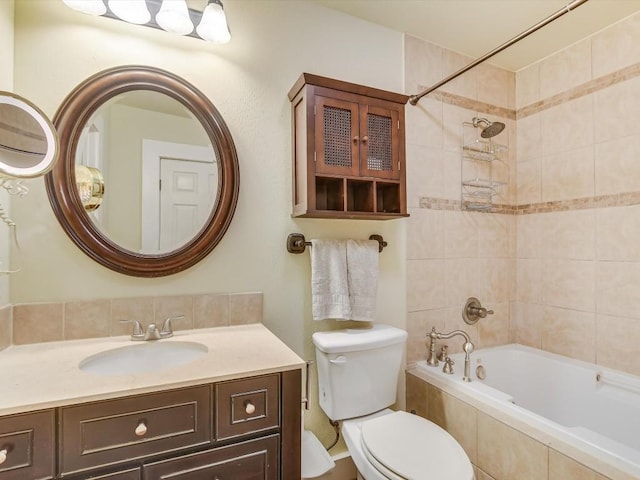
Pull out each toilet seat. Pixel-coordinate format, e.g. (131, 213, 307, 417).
(359, 411, 473, 480)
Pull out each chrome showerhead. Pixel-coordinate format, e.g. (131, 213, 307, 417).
(472, 117, 505, 138)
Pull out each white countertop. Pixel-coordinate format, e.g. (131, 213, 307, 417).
(0, 324, 305, 416)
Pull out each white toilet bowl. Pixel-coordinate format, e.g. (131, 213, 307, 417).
(341, 409, 474, 480)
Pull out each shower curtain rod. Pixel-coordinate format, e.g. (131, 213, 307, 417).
(408, 0, 590, 105)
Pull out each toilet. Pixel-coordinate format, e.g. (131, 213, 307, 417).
(313, 324, 474, 480)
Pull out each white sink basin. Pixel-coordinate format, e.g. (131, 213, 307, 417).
(79, 341, 208, 375)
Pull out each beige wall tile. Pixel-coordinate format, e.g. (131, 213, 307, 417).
(477, 213, 511, 259)
(477, 63, 515, 110)
(64, 299, 110, 340)
(516, 113, 542, 163)
(444, 212, 479, 258)
(443, 104, 473, 153)
(406, 309, 445, 365)
(597, 314, 640, 376)
(478, 302, 510, 349)
(111, 297, 154, 336)
(445, 258, 478, 309)
(428, 385, 477, 464)
(597, 204, 640, 261)
(541, 146, 594, 202)
(407, 207, 445, 260)
(516, 158, 541, 205)
(541, 96, 594, 156)
(193, 293, 229, 329)
(539, 39, 591, 99)
(594, 134, 640, 196)
(513, 302, 542, 348)
(0, 305, 11, 351)
(405, 371, 428, 418)
(13, 303, 63, 344)
(229, 292, 263, 325)
(154, 295, 194, 331)
(406, 144, 436, 207)
(516, 214, 542, 259)
(516, 64, 539, 109)
(542, 259, 595, 311)
(594, 76, 640, 144)
(443, 150, 462, 201)
(541, 210, 595, 260)
(515, 258, 542, 304)
(442, 49, 476, 100)
(407, 259, 445, 312)
(596, 261, 640, 320)
(541, 307, 596, 363)
(404, 34, 443, 94)
(476, 467, 497, 480)
(405, 97, 443, 149)
(477, 412, 548, 480)
(476, 259, 511, 304)
(592, 12, 640, 78)
(549, 449, 608, 480)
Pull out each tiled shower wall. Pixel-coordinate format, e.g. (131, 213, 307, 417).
(406, 11, 640, 377)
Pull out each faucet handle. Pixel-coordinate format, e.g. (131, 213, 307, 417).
(120, 319, 144, 340)
(437, 345, 449, 362)
(160, 314, 184, 338)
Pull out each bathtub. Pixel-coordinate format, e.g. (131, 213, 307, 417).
(408, 344, 640, 480)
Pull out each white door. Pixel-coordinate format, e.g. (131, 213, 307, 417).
(141, 140, 216, 253)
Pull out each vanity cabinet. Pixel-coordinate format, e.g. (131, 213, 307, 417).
(288, 73, 409, 219)
(0, 370, 300, 480)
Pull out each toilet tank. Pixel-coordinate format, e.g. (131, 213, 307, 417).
(312, 324, 407, 421)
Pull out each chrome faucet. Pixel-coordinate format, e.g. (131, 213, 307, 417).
(120, 315, 183, 341)
(426, 326, 475, 382)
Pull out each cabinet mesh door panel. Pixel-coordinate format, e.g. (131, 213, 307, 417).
(323, 105, 353, 168)
(367, 113, 393, 172)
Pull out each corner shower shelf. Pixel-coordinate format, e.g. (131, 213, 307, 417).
(461, 123, 507, 211)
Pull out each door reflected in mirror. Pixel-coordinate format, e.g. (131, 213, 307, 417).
(76, 91, 218, 253)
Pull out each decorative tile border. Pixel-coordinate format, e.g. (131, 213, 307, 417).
(420, 192, 640, 215)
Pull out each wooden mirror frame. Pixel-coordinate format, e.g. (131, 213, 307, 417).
(45, 65, 239, 277)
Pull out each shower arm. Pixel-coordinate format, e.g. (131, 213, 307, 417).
(408, 0, 590, 105)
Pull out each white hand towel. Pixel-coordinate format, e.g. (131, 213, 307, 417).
(311, 239, 351, 321)
(346, 239, 379, 321)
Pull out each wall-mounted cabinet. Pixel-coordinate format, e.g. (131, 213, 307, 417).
(288, 73, 409, 220)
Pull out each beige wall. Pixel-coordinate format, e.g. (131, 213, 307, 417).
(0, 0, 13, 307)
(9, 0, 406, 454)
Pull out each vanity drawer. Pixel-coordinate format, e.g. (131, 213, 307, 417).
(85, 467, 140, 480)
(143, 434, 279, 479)
(0, 409, 55, 480)
(59, 386, 210, 475)
(215, 374, 280, 440)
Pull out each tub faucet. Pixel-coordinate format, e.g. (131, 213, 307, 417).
(426, 327, 474, 382)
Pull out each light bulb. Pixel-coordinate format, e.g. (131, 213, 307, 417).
(107, 0, 151, 24)
(156, 0, 194, 35)
(196, 0, 231, 44)
(62, 0, 107, 16)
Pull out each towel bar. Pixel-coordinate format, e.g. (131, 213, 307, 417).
(286, 233, 387, 254)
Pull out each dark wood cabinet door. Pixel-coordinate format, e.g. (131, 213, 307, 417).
(0, 410, 55, 480)
(359, 104, 401, 180)
(315, 96, 360, 177)
(143, 435, 279, 480)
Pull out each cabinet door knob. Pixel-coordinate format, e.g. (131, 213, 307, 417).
(361, 135, 368, 144)
(244, 401, 256, 415)
(352, 136, 359, 143)
(0, 448, 7, 465)
(134, 421, 148, 437)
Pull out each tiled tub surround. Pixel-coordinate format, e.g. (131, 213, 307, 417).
(408, 344, 640, 480)
(404, 10, 640, 380)
(4, 292, 262, 347)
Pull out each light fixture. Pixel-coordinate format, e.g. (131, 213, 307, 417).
(60, 0, 231, 44)
(107, 0, 151, 25)
(62, 0, 107, 15)
(75, 165, 105, 211)
(156, 0, 193, 35)
(196, 0, 231, 44)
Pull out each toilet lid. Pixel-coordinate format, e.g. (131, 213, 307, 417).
(360, 411, 473, 480)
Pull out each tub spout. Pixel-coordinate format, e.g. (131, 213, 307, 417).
(426, 327, 475, 382)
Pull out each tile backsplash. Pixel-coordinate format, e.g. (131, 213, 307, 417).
(6, 292, 263, 346)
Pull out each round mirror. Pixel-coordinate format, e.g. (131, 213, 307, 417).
(0, 91, 59, 178)
(46, 66, 239, 277)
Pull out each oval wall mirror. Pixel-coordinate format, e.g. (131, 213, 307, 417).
(46, 66, 239, 277)
(0, 91, 59, 178)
